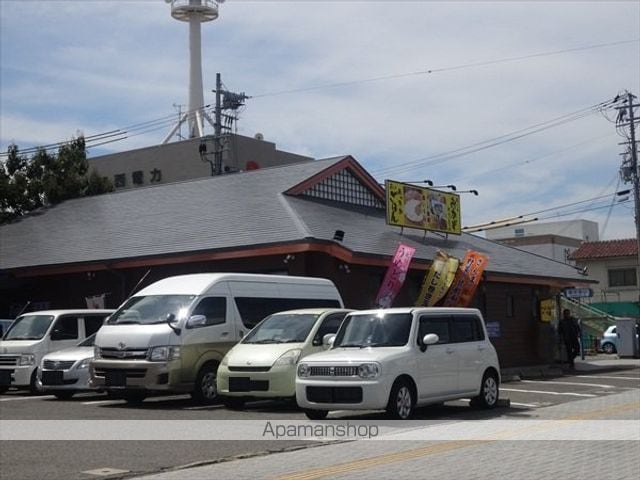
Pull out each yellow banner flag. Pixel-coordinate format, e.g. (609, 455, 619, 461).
(416, 250, 460, 306)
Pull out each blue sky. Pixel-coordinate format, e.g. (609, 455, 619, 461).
(1, 0, 639, 240)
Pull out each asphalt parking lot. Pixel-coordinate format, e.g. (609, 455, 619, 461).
(1, 364, 638, 480)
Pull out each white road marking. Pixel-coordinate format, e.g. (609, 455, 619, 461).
(0, 395, 55, 402)
(500, 388, 596, 397)
(82, 399, 123, 406)
(575, 375, 640, 381)
(183, 404, 225, 410)
(520, 379, 615, 389)
(509, 402, 540, 408)
(81, 467, 130, 476)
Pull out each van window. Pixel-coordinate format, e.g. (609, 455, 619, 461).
(84, 315, 107, 336)
(234, 297, 341, 329)
(451, 315, 485, 342)
(191, 297, 227, 326)
(313, 312, 348, 345)
(52, 316, 79, 340)
(4, 315, 54, 340)
(418, 316, 450, 344)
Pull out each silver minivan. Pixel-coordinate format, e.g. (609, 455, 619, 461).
(0, 310, 114, 394)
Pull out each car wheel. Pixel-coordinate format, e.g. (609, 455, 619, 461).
(304, 409, 328, 420)
(602, 342, 616, 354)
(0, 387, 8, 394)
(471, 371, 499, 409)
(54, 391, 75, 400)
(386, 380, 414, 419)
(222, 396, 245, 410)
(123, 392, 147, 404)
(191, 363, 219, 404)
(29, 369, 44, 395)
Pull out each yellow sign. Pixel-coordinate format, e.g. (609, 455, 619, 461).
(540, 298, 556, 323)
(416, 250, 460, 306)
(385, 180, 461, 235)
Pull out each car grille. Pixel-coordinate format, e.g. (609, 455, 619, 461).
(0, 355, 20, 366)
(43, 360, 76, 370)
(309, 366, 358, 377)
(94, 368, 147, 379)
(306, 386, 363, 404)
(228, 366, 271, 372)
(100, 348, 148, 360)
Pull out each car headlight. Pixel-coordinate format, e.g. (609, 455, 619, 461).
(94, 346, 102, 359)
(19, 354, 36, 366)
(297, 363, 310, 378)
(78, 358, 92, 370)
(274, 349, 302, 367)
(358, 363, 380, 379)
(148, 346, 181, 362)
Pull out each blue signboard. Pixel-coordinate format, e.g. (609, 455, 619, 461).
(564, 288, 594, 299)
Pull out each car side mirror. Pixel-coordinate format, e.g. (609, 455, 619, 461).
(322, 334, 336, 349)
(420, 333, 439, 352)
(186, 315, 207, 328)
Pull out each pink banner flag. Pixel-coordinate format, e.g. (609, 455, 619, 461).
(375, 243, 416, 308)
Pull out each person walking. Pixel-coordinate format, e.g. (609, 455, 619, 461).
(559, 308, 581, 368)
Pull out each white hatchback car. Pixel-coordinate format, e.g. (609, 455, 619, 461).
(296, 307, 501, 419)
(218, 308, 353, 409)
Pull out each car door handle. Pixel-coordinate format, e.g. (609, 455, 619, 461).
(220, 332, 229, 337)
(445, 348, 454, 354)
(477, 345, 486, 351)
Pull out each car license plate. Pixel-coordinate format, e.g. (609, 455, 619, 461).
(42, 370, 64, 385)
(229, 377, 250, 392)
(0, 370, 12, 385)
(105, 371, 126, 387)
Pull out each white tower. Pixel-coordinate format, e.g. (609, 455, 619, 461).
(163, 0, 223, 143)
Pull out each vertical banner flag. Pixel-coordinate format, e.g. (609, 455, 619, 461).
(540, 298, 556, 323)
(375, 243, 416, 308)
(442, 251, 489, 307)
(415, 250, 460, 306)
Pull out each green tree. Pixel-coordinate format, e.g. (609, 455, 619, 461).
(0, 137, 114, 223)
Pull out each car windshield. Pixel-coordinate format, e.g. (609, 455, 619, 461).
(243, 313, 320, 344)
(4, 315, 54, 340)
(78, 333, 97, 347)
(334, 313, 412, 348)
(108, 295, 196, 325)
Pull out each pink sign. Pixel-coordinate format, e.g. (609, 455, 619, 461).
(375, 243, 416, 308)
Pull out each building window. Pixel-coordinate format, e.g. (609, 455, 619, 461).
(608, 268, 637, 287)
(506, 294, 514, 317)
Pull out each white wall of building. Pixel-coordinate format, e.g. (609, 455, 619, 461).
(486, 219, 599, 242)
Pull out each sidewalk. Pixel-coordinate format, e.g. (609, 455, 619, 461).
(501, 354, 640, 382)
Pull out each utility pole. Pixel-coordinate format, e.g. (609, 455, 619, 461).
(199, 73, 249, 176)
(616, 91, 640, 304)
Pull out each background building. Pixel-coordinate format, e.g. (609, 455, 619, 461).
(570, 239, 639, 318)
(485, 219, 600, 264)
(88, 133, 312, 190)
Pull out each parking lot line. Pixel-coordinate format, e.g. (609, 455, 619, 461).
(500, 388, 596, 397)
(575, 375, 640, 381)
(508, 402, 540, 408)
(520, 379, 615, 389)
(0, 395, 54, 402)
(82, 399, 124, 406)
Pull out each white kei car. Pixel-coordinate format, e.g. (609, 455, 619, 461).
(296, 307, 501, 419)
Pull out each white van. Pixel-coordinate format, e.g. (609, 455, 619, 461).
(0, 310, 114, 394)
(296, 307, 500, 419)
(91, 273, 343, 404)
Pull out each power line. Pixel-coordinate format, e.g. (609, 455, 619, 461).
(251, 39, 639, 99)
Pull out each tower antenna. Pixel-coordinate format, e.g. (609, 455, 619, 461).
(163, 0, 225, 143)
